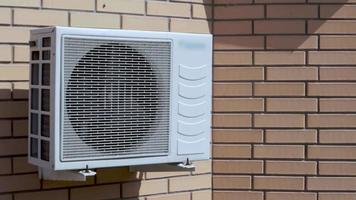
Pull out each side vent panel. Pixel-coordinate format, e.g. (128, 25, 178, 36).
(29, 36, 51, 163)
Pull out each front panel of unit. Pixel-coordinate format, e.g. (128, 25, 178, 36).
(29, 33, 53, 167)
(60, 36, 172, 162)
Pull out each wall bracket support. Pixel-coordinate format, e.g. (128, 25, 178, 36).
(39, 167, 96, 181)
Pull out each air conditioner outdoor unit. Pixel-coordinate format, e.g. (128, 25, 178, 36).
(28, 26, 212, 176)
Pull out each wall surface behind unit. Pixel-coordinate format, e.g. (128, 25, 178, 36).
(0, 0, 212, 199)
(212, 0, 356, 200)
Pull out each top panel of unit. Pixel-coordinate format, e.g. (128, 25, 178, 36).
(31, 26, 212, 40)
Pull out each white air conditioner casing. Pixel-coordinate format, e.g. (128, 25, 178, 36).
(28, 26, 212, 171)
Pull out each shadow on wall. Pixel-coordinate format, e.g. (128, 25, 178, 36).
(213, 1, 349, 51)
(205, 0, 214, 34)
(0, 74, 147, 199)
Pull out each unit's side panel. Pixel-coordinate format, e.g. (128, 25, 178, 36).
(172, 34, 212, 160)
(28, 29, 55, 170)
(53, 27, 62, 170)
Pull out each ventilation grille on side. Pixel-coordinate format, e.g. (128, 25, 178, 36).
(29, 36, 51, 162)
(61, 37, 171, 161)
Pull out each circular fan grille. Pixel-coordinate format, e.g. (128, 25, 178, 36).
(63, 39, 171, 158)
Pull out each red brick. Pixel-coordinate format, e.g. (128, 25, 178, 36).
(254, 176, 304, 190)
(0, 120, 11, 137)
(255, 51, 305, 65)
(319, 130, 356, 144)
(255, 20, 305, 34)
(255, 0, 306, 3)
(308, 83, 356, 97)
(320, 67, 356, 80)
(308, 114, 356, 128)
(266, 161, 317, 175)
(13, 157, 37, 173)
(214, 36, 264, 50)
(320, 162, 356, 176)
(213, 160, 263, 174)
(169, 174, 211, 192)
(265, 129, 317, 144)
(70, 184, 120, 200)
(122, 179, 167, 198)
(214, 67, 264, 81)
(266, 67, 318, 80)
(308, 145, 356, 160)
(309, 20, 356, 34)
(308, 177, 356, 191)
(0, 83, 11, 100)
(320, 36, 356, 49)
(213, 98, 264, 112)
(214, 21, 252, 35)
(266, 98, 317, 112)
(13, 82, 28, 99)
(321, 5, 356, 19)
(214, 191, 263, 200)
(309, 51, 356, 65)
(215, 0, 252, 4)
(192, 4, 212, 19)
(266, 192, 316, 200)
(213, 83, 252, 96)
(213, 144, 251, 158)
(15, 190, 68, 200)
(213, 114, 252, 128)
(215, 5, 264, 19)
(267, 5, 317, 18)
(0, 101, 28, 118)
(254, 145, 305, 159)
(43, 0, 94, 10)
(213, 175, 251, 189)
(213, 129, 263, 143)
(214, 51, 252, 65)
(13, 119, 28, 137)
(319, 193, 356, 200)
(171, 19, 211, 34)
(0, 0, 40, 7)
(254, 114, 305, 128)
(147, 193, 190, 200)
(254, 82, 305, 96)
(96, 167, 140, 184)
(0, 174, 40, 192)
(14, 8, 68, 26)
(147, 1, 190, 18)
(97, 0, 144, 14)
(42, 177, 95, 189)
(193, 160, 211, 175)
(0, 138, 27, 156)
(0, 194, 11, 200)
(267, 36, 318, 50)
(0, 158, 11, 175)
(320, 98, 356, 112)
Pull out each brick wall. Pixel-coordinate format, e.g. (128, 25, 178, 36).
(212, 0, 356, 200)
(3, 0, 356, 199)
(0, 0, 212, 199)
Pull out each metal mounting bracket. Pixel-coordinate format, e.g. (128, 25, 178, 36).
(177, 158, 195, 169)
(39, 167, 96, 181)
(129, 158, 196, 172)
